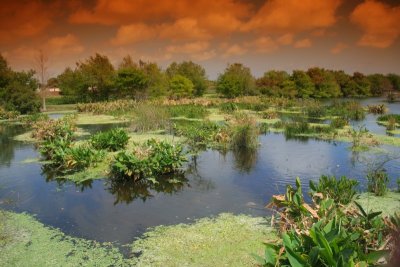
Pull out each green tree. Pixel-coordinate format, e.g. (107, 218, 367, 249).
(0, 70, 40, 114)
(256, 70, 289, 96)
(77, 53, 115, 101)
(307, 68, 341, 98)
(216, 63, 255, 98)
(57, 67, 87, 102)
(368, 74, 392, 96)
(352, 72, 371, 96)
(332, 70, 352, 97)
(114, 68, 148, 99)
(169, 74, 194, 99)
(166, 61, 207, 96)
(387, 73, 400, 91)
(292, 70, 315, 98)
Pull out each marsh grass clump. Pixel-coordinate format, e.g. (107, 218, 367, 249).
(386, 117, 397, 131)
(131, 103, 171, 132)
(367, 104, 387, 115)
(304, 100, 326, 118)
(229, 112, 259, 150)
(284, 121, 310, 136)
(219, 102, 238, 113)
(329, 101, 366, 121)
(330, 117, 348, 129)
(167, 104, 209, 119)
(367, 170, 389, 196)
(110, 139, 187, 181)
(90, 128, 129, 151)
(377, 114, 400, 124)
(309, 175, 359, 205)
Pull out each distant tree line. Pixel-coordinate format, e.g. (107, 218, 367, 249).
(1, 52, 400, 114)
(53, 54, 399, 101)
(217, 63, 400, 99)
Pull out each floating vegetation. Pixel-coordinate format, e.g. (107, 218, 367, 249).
(132, 213, 277, 267)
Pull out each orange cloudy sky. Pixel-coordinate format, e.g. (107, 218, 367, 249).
(1, 0, 399, 78)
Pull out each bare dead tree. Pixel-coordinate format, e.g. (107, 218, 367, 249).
(35, 49, 49, 111)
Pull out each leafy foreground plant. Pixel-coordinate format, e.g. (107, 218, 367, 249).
(110, 139, 187, 181)
(90, 128, 129, 151)
(255, 177, 398, 266)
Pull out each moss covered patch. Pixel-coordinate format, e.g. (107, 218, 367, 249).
(132, 213, 277, 267)
(0, 211, 131, 267)
(13, 128, 90, 143)
(0, 211, 275, 267)
(355, 192, 400, 217)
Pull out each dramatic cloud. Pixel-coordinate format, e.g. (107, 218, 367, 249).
(0, 1, 56, 43)
(350, 0, 400, 48)
(245, 37, 279, 53)
(244, 0, 342, 33)
(46, 34, 84, 55)
(111, 24, 156, 45)
(69, 0, 250, 26)
(222, 44, 247, 58)
(294, 39, 312, 48)
(331, 42, 348, 54)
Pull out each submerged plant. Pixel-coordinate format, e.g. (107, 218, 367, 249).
(90, 128, 129, 151)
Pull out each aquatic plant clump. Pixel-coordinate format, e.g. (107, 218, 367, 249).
(258, 177, 398, 266)
(167, 104, 209, 119)
(31, 115, 76, 142)
(90, 128, 130, 151)
(110, 139, 187, 181)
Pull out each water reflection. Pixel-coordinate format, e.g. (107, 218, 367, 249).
(106, 173, 188, 205)
(0, 123, 25, 166)
(232, 147, 258, 173)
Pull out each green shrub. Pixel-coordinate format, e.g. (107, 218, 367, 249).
(19, 113, 49, 126)
(309, 175, 359, 205)
(110, 139, 187, 181)
(168, 105, 209, 119)
(386, 117, 397, 131)
(90, 128, 129, 151)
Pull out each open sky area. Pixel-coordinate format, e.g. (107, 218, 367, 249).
(1, 0, 399, 79)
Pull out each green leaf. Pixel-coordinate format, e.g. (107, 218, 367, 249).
(366, 250, 389, 264)
(367, 211, 382, 220)
(264, 244, 278, 265)
(251, 253, 266, 265)
(354, 201, 367, 217)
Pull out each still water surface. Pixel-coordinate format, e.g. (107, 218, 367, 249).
(0, 98, 399, 245)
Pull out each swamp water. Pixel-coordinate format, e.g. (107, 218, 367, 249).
(0, 99, 399, 247)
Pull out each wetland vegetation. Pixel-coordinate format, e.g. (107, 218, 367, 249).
(1, 53, 400, 266)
